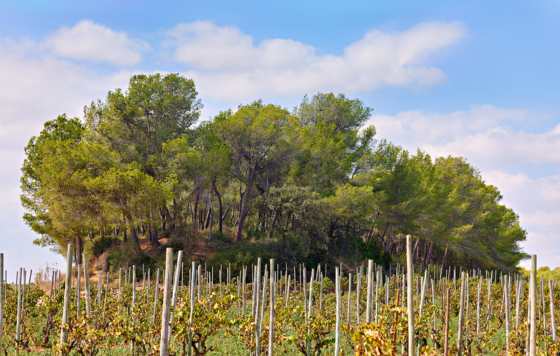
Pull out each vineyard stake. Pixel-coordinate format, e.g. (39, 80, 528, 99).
(285, 274, 290, 308)
(334, 266, 341, 356)
(419, 269, 428, 318)
(152, 268, 160, 325)
(457, 272, 465, 356)
(307, 268, 314, 321)
(504, 274, 510, 356)
(15, 268, 22, 343)
(259, 266, 268, 339)
(486, 275, 492, 323)
(431, 278, 436, 330)
(529, 255, 537, 356)
(252, 265, 257, 319)
(366, 259, 373, 323)
(515, 277, 522, 330)
(242, 266, 247, 314)
(371, 265, 379, 322)
(168, 250, 184, 339)
(0, 253, 3, 337)
(303, 267, 307, 319)
(540, 277, 547, 335)
(147, 268, 151, 304)
(132, 264, 136, 307)
(83, 253, 91, 318)
(60, 243, 73, 346)
(268, 259, 275, 356)
(319, 268, 324, 311)
(197, 264, 202, 301)
(255, 257, 262, 356)
(159, 248, 174, 356)
(347, 272, 352, 325)
(549, 280, 556, 341)
(356, 265, 362, 324)
(96, 265, 102, 305)
(76, 261, 81, 319)
(465, 272, 470, 332)
(406, 235, 415, 356)
(187, 261, 196, 356)
(476, 277, 481, 335)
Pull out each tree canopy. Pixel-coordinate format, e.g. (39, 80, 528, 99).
(20, 73, 527, 270)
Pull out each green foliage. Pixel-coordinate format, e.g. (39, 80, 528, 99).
(20, 73, 526, 271)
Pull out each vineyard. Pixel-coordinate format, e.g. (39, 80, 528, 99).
(0, 237, 556, 355)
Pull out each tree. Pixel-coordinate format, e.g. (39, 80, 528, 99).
(291, 93, 374, 195)
(215, 102, 297, 241)
(21, 115, 84, 248)
(85, 73, 202, 178)
(20, 74, 527, 271)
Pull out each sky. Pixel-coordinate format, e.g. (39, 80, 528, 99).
(1, 0, 559, 277)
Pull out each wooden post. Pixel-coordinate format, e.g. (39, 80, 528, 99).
(347, 272, 352, 325)
(169, 250, 184, 335)
(159, 248, 174, 356)
(303, 267, 307, 319)
(419, 269, 428, 318)
(152, 268, 160, 325)
(334, 267, 341, 356)
(147, 268, 151, 304)
(259, 267, 268, 338)
(268, 259, 275, 356)
(550, 280, 556, 341)
(15, 269, 22, 342)
(374, 268, 379, 322)
(529, 255, 537, 356)
(252, 265, 257, 319)
(443, 286, 450, 356)
(117, 268, 122, 300)
(431, 278, 436, 330)
(541, 278, 546, 335)
(132, 265, 136, 307)
(406, 235, 415, 356)
(504, 275, 510, 356)
(83, 253, 91, 318)
(0, 253, 3, 337)
(196, 264, 201, 301)
(255, 258, 262, 356)
(188, 262, 196, 356)
(318, 267, 323, 312)
(307, 269, 314, 321)
(356, 265, 362, 324)
(457, 272, 465, 356)
(76, 261, 81, 319)
(484, 276, 490, 324)
(60, 244, 73, 345)
(242, 266, 247, 314)
(515, 278, 522, 330)
(96, 266, 103, 305)
(366, 259, 373, 323)
(476, 277, 481, 335)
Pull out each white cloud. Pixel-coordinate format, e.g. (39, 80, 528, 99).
(367, 106, 560, 170)
(168, 21, 466, 101)
(45, 20, 147, 66)
(0, 36, 130, 275)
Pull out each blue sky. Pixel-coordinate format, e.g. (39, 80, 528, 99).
(1, 0, 559, 277)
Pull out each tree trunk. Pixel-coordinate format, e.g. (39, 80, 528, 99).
(193, 188, 201, 233)
(149, 224, 160, 247)
(212, 179, 224, 234)
(130, 226, 141, 254)
(236, 167, 256, 241)
(75, 236, 83, 265)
